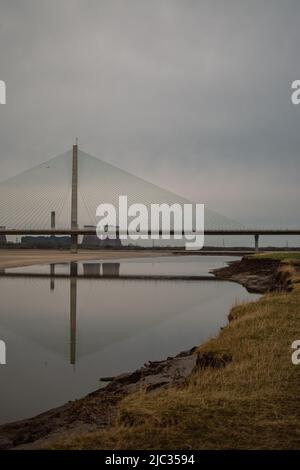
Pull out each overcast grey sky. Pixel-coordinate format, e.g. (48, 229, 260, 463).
(0, 0, 300, 226)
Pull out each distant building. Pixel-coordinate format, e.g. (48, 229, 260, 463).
(21, 236, 71, 248)
(0, 227, 7, 245)
(81, 225, 122, 249)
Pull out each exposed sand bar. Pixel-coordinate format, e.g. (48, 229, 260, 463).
(0, 249, 167, 270)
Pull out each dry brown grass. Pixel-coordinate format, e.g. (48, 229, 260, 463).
(47, 265, 300, 450)
(250, 252, 300, 262)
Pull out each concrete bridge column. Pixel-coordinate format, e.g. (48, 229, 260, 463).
(50, 211, 56, 242)
(51, 211, 56, 229)
(254, 234, 259, 252)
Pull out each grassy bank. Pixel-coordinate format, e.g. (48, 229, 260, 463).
(250, 252, 300, 262)
(49, 254, 300, 450)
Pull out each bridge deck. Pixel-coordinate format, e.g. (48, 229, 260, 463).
(1, 229, 300, 235)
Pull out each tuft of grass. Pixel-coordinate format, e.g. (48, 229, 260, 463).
(47, 260, 300, 450)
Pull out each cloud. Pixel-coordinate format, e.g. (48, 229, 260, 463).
(0, 0, 300, 225)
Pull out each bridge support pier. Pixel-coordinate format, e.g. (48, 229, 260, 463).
(254, 234, 259, 252)
(71, 234, 78, 253)
(51, 211, 56, 237)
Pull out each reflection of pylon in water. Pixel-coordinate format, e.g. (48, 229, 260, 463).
(70, 262, 77, 366)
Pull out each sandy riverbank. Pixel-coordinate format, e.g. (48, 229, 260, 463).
(0, 249, 169, 270)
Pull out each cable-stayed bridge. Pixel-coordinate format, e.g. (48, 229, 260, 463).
(0, 144, 299, 252)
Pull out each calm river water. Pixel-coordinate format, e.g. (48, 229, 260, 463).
(0, 255, 259, 425)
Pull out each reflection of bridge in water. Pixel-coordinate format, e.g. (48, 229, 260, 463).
(0, 261, 227, 365)
(1, 143, 299, 252)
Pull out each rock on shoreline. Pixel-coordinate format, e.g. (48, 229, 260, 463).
(211, 257, 283, 293)
(0, 348, 199, 449)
